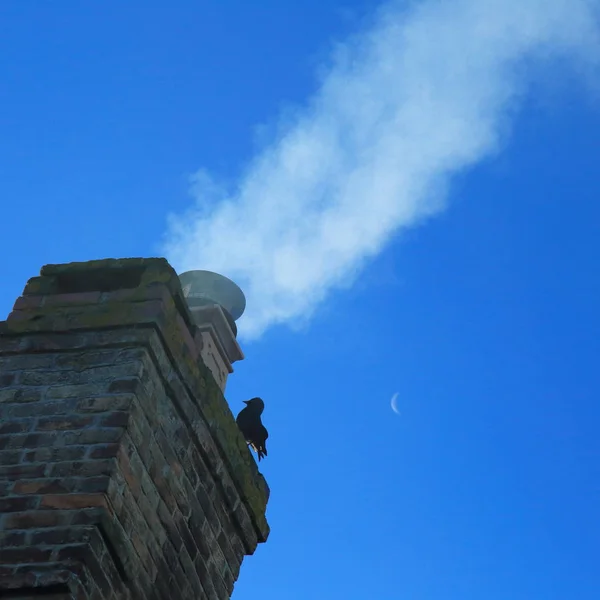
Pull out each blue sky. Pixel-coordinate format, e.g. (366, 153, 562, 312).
(2, 1, 600, 599)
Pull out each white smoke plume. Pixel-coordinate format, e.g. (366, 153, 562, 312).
(163, 0, 600, 340)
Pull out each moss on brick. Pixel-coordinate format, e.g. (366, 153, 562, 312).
(2, 256, 271, 550)
(40, 257, 166, 276)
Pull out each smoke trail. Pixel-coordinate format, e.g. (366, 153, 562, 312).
(163, 0, 600, 340)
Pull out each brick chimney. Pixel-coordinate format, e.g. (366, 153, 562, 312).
(0, 258, 270, 600)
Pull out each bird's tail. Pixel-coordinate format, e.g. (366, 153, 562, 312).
(259, 441, 267, 461)
(252, 441, 267, 461)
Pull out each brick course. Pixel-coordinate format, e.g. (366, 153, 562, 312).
(0, 258, 269, 599)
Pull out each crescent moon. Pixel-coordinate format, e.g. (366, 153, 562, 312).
(390, 392, 400, 415)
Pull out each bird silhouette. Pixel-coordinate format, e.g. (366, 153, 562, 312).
(236, 397, 268, 461)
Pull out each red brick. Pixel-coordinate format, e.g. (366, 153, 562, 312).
(23, 445, 87, 463)
(6, 310, 30, 321)
(5, 400, 70, 419)
(77, 395, 133, 413)
(13, 479, 68, 495)
(40, 493, 107, 510)
(56, 544, 113, 597)
(0, 432, 55, 451)
(100, 288, 136, 303)
(0, 547, 53, 563)
(0, 496, 39, 512)
(0, 372, 17, 387)
(26, 431, 62, 447)
(88, 444, 120, 460)
(0, 531, 27, 546)
(63, 427, 124, 445)
(18, 389, 44, 403)
(12, 295, 45, 310)
(0, 565, 15, 578)
(36, 415, 94, 431)
(70, 507, 105, 526)
(3, 510, 71, 529)
(0, 419, 34, 435)
(31, 526, 90, 545)
(54, 543, 88, 562)
(49, 459, 115, 478)
(0, 574, 40, 591)
(13, 476, 108, 495)
(46, 384, 104, 399)
(117, 452, 142, 500)
(97, 412, 130, 428)
(0, 259, 271, 598)
(76, 476, 110, 495)
(108, 378, 140, 394)
(31, 565, 75, 586)
(43, 291, 102, 306)
(0, 450, 23, 465)
(0, 463, 46, 480)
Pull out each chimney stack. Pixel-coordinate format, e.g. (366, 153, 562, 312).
(0, 258, 269, 600)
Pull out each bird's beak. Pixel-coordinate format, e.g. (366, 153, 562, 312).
(243, 400, 249, 405)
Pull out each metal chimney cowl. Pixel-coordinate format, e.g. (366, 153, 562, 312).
(178, 270, 246, 392)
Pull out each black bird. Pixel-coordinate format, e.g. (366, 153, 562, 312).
(236, 397, 268, 461)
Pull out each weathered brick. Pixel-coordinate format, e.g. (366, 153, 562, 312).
(0, 570, 37, 591)
(49, 459, 115, 478)
(37, 415, 94, 431)
(156, 501, 182, 553)
(31, 526, 92, 546)
(163, 544, 187, 592)
(20, 369, 78, 386)
(0, 354, 54, 370)
(210, 561, 229, 599)
(55, 349, 118, 369)
(0, 399, 73, 419)
(140, 473, 159, 511)
(45, 384, 104, 399)
(11, 476, 106, 496)
(0, 418, 34, 435)
(70, 507, 106, 526)
(153, 572, 176, 600)
(0, 372, 17, 387)
(3, 509, 71, 529)
(14, 479, 68, 495)
(0, 495, 39, 512)
(0, 258, 270, 599)
(12, 294, 45, 310)
(54, 544, 112, 598)
(62, 427, 124, 446)
(174, 511, 198, 561)
(0, 431, 61, 450)
(0, 388, 43, 403)
(107, 378, 140, 394)
(116, 452, 142, 500)
(0, 530, 28, 547)
(77, 395, 133, 413)
(0, 463, 46, 479)
(23, 445, 87, 463)
(0, 450, 23, 466)
(178, 545, 203, 598)
(96, 411, 130, 428)
(87, 444, 120, 460)
(0, 546, 53, 563)
(32, 565, 77, 588)
(0, 565, 16, 579)
(43, 291, 102, 307)
(40, 493, 106, 510)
